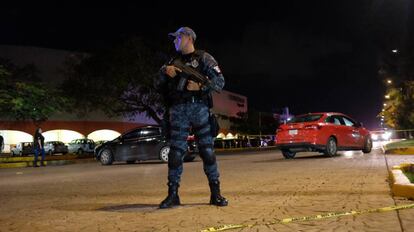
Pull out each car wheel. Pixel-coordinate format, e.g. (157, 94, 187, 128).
(77, 149, 84, 155)
(362, 137, 372, 153)
(324, 137, 337, 157)
(99, 149, 113, 165)
(281, 149, 296, 159)
(183, 154, 196, 162)
(159, 146, 170, 163)
(126, 160, 136, 164)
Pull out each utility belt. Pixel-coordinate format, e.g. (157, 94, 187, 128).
(171, 94, 211, 107)
(173, 96, 206, 105)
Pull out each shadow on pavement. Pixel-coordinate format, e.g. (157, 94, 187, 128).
(294, 154, 333, 159)
(253, 154, 333, 163)
(111, 160, 202, 166)
(98, 203, 209, 212)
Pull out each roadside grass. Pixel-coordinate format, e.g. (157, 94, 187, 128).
(385, 139, 414, 150)
(403, 171, 414, 183)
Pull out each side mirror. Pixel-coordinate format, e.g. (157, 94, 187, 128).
(355, 122, 363, 128)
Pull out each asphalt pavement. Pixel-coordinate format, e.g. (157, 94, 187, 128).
(0, 146, 413, 232)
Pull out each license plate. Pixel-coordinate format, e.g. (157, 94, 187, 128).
(289, 130, 298, 135)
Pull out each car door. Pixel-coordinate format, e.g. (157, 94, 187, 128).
(23, 142, 34, 155)
(80, 139, 88, 151)
(68, 140, 75, 152)
(137, 127, 163, 160)
(340, 116, 362, 148)
(115, 129, 141, 161)
(72, 139, 81, 153)
(86, 139, 95, 152)
(325, 115, 349, 147)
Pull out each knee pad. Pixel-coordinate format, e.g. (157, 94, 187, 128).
(199, 145, 216, 166)
(168, 147, 184, 169)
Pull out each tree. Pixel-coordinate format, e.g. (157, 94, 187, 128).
(61, 37, 170, 124)
(379, 50, 414, 129)
(0, 61, 67, 125)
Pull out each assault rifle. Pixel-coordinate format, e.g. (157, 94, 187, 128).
(171, 59, 213, 91)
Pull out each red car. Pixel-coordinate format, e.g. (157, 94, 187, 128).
(275, 112, 372, 159)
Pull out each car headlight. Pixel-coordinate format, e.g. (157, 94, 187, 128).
(371, 134, 378, 140)
(382, 132, 392, 140)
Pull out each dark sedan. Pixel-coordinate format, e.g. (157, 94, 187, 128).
(95, 125, 196, 165)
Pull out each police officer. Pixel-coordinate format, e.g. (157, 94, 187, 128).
(155, 27, 228, 209)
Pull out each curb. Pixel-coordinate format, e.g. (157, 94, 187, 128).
(384, 147, 414, 155)
(0, 159, 95, 169)
(0, 154, 94, 163)
(390, 163, 414, 199)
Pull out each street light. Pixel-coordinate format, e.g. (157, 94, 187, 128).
(392, 49, 398, 53)
(385, 95, 390, 99)
(387, 79, 392, 84)
(383, 103, 387, 106)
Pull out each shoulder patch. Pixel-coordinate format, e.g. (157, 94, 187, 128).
(191, 59, 199, 68)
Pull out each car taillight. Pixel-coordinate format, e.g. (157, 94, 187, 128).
(304, 125, 321, 130)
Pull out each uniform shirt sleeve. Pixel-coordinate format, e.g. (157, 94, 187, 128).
(201, 52, 225, 92)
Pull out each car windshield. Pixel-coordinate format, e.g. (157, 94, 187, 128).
(289, 114, 323, 123)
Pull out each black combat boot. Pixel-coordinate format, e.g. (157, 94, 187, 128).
(159, 182, 180, 209)
(209, 180, 228, 206)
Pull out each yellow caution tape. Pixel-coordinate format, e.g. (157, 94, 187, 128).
(200, 203, 414, 232)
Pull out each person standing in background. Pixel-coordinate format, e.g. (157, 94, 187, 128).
(33, 127, 45, 167)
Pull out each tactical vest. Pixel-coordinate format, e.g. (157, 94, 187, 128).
(166, 50, 213, 108)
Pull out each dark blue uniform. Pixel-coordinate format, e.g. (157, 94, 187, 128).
(155, 50, 224, 183)
(155, 50, 228, 208)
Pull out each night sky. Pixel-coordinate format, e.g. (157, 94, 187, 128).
(1, 1, 413, 129)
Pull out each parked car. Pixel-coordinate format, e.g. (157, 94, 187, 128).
(68, 139, 95, 155)
(10, 142, 35, 156)
(44, 141, 68, 155)
(370, 129, 392, 141)
(275, 112, 372, 159)
(95, 125, 196, 165)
